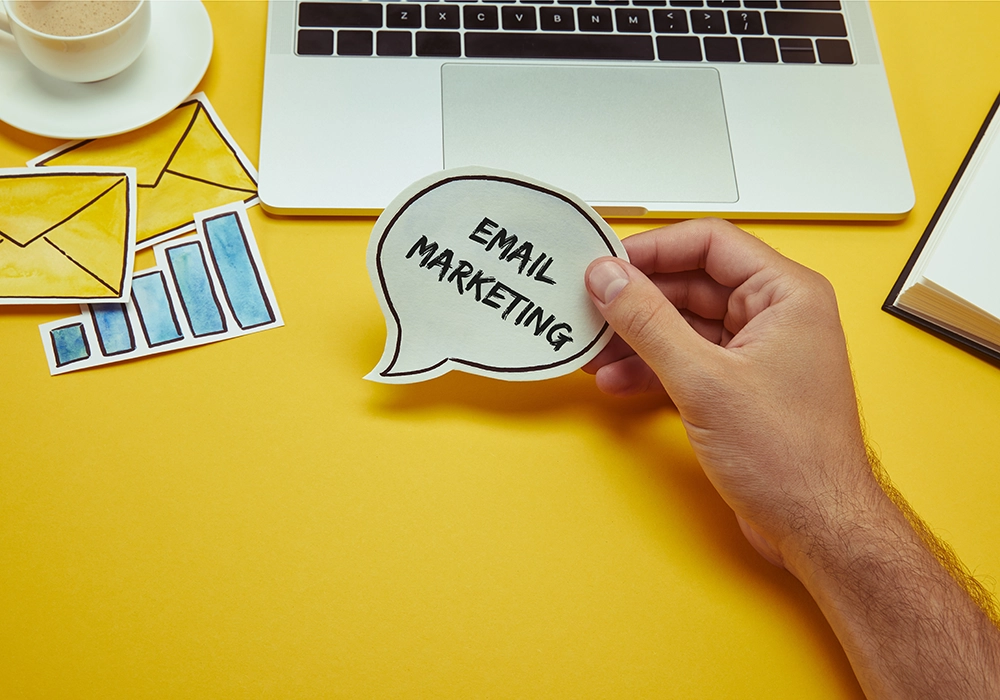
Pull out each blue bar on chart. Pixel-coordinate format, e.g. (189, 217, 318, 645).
(91, 303, 135, 356)
(131, 272, 184, 347)
(203, 212, 274, 329)
(50, 323, 90, 367)
(166, 241, 227, 337)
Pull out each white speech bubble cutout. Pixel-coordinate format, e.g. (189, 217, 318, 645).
(366, 167, 628, 383)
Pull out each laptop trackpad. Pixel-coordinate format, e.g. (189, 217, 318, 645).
(441, 64, 738, 205)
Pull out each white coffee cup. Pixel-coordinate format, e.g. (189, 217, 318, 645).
(0, 0, 151, 83)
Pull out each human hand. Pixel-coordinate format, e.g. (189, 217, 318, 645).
(584, 219, 1000, 698)
(584, 219, 877, 569)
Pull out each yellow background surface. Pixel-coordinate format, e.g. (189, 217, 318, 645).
(2, 2, 999, 697)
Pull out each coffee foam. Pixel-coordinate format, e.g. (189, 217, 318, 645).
(13, 0, 139, 37)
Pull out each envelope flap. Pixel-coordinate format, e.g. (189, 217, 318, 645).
(0, 173, 125, 246)
(168, 105, 258, 193)
(44, 178, 129, 294)
(37, 101, 199, 186)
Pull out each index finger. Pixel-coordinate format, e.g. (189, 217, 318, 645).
(622, 218, 792, 289)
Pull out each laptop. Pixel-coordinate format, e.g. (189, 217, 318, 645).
(258, 0, 913, 219)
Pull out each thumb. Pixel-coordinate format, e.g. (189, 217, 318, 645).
(586, 257, 709, 383)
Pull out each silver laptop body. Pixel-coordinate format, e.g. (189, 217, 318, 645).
(259, 0, 913, 219)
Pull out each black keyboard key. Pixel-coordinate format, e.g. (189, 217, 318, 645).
(691, 9, 724, 32)
(781, 0, 840, 10)
(386, 4, 421, 27)
(297, 29, 334, 55)
(540, 7, 575, 30)
(778, 37, 815, 62)
(425, 4, 460, 28)
(502, 5, 537, 29)
(727, 9, 763, 34)
(299, 2, 382, 28)
(615, 8, 650, 32)
(744, 0, 776, 7)
(578, 7, 613, 31)
(656, 35, 701, 60)
(416, 31, 462, 54)
(670, 0, 702, 5)
(704, 36, 738, 61)
(765, 11, 846, 36)
(634, 1, 667, 6)
(653, 9, 687, 32)
(338, 29, 373, 55)
(707, 0, 739, 6)
(816, 38, 852, 63)
(377, 30, 413, 55)
(741, 36, 777, 61)
(464, 5, 499, 28)
(464, 31, 654, 59)
(597, 1, 630, 5)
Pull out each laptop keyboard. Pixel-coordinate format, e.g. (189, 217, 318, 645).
(295, 0, 854, 64)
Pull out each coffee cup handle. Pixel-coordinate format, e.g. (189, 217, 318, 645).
(0, 7, 12, 35)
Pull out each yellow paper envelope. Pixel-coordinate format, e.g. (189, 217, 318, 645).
(0, 168, 137, 304)
(31, 93, 257, 250)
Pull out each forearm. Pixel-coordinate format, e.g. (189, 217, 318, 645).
(583, 221, 1000, 696)
(782, 462, 1000, 700)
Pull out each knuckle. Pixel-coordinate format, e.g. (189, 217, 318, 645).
(801, 270, 839, 309)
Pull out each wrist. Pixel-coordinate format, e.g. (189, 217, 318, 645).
(775, 469, 901, 587)
(769, 459, 1000, 700)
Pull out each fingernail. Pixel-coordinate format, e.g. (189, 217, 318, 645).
(588, 259, 630, 304)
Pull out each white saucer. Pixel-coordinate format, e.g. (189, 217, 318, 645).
(0, 1, 213, 139)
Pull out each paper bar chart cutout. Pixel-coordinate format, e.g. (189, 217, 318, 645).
(40, 202, 282, 375)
